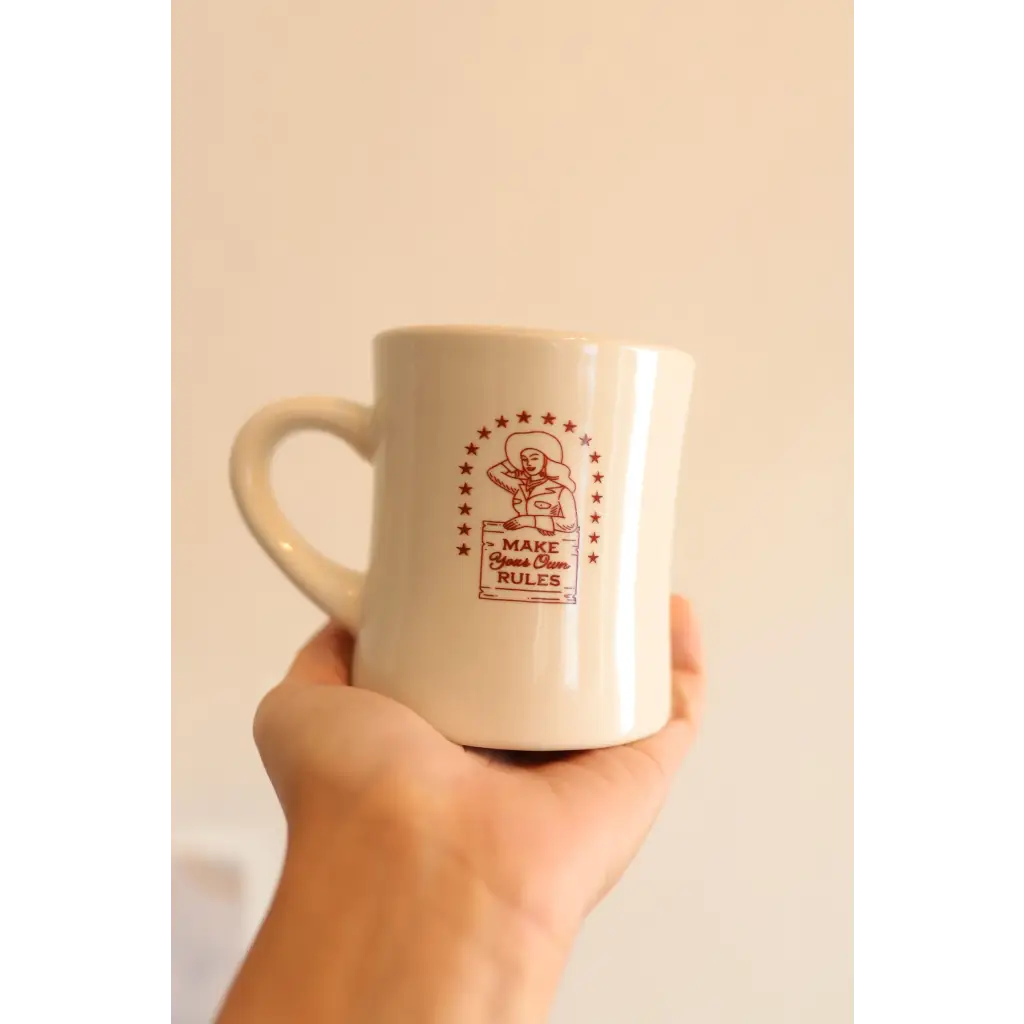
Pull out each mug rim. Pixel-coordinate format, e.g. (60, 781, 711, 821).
(374, 323, 694, 359)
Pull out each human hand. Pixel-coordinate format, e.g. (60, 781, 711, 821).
(258, 595, 704, 932)
(220, 597, 705, 1023)
(503, 516, 531, 530)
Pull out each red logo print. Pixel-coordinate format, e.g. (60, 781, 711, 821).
(452, 412, 606, 603)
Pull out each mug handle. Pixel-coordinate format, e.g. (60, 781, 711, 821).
(229, 396, 376, 631)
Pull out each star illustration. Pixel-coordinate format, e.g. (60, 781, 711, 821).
(592, 492, 602, 503)
(588, 552, 599, 564)
(495, 415, 509, 428)
(459, 482, 472, 494)
(542, 412, 556, 424)
(465, 442, 479, 455)
(457, 524, 471, 536)
(593, 471, 604, 483)
(590, 512, 601, 523)
(457, 544, 471, 556)
(579, 433, 592, 446)
(517, 410, 531, 423)
(459, 462, 473, 474)
(589, 451, 601, 463)
(458, 503, 472, 515)
(478, 426, 492, 439)
(589, 532, 600, 543)
(563, 420, 577, 433)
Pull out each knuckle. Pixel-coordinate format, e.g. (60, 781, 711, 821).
(252, 684, 288, 751)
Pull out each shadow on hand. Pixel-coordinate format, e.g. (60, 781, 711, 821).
(467, 747, 576, 769)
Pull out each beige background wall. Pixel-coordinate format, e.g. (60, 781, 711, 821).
(173, 1, 851, 1020)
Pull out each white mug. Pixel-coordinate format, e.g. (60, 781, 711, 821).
(230, 325, 695, 750)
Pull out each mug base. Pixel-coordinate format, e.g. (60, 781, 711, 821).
(446, 717, 670, 754)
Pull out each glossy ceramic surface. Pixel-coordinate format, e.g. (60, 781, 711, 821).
(230, 325, 695, 750)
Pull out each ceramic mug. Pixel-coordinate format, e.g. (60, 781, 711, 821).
(229, 325, 695, 750)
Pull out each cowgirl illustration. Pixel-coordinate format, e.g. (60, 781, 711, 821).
(486, 431, 578, 537)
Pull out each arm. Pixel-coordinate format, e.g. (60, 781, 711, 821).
(217, 816, 564, 1024)
(487, 460, 521, 494)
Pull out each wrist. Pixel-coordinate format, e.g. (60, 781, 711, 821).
(222, 802, 568, 1024)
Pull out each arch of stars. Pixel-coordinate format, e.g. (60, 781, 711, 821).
(454, 411, 605, 565)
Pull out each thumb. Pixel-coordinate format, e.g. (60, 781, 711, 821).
(281, 622, 355, 688)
